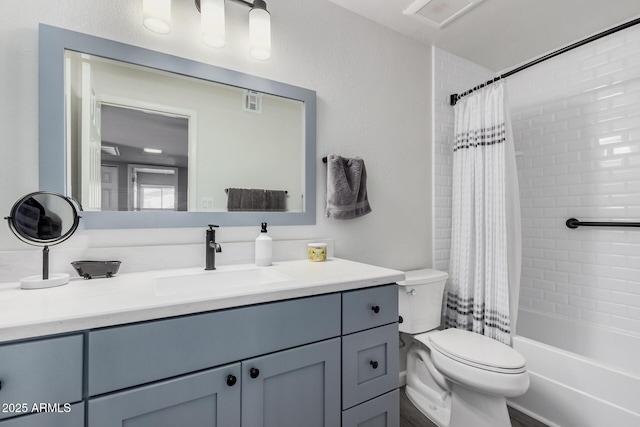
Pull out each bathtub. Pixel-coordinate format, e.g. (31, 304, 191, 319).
(509, 309, 640, 427)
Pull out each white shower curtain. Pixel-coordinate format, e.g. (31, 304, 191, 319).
(445, 82, 521, 345)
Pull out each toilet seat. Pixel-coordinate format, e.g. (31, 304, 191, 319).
(416, 328, 526, 374)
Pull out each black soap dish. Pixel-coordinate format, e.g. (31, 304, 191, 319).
(71, 261, 121, 279)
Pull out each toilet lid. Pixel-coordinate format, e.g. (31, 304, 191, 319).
(429, 329, 526, 374)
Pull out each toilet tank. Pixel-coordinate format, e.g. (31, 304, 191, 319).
(398, 269, 449, 334)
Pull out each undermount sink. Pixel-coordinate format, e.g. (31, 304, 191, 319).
(153, 267, 293, 297)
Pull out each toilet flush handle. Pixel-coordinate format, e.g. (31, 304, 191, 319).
(407, 289, 416, 296)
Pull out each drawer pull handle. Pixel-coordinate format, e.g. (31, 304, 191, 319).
(371, 305, 380, 314)
(250, 368, 260, 379)
(370, 360, 379, 369)
(0, 380, 2, 390)
(226, 375, 237, 387)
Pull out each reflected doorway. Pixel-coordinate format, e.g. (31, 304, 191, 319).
(128, 165, 180, 211)
(99, 104, 190, 211)
(101, 165, 119, 211)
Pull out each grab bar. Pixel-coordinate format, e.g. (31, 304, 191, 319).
(566, 218, 640, 229)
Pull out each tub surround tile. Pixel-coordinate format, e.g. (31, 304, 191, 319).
(434, 28, 640, 337)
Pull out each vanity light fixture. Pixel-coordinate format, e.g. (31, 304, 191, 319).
(144, 0, 272, 60)
(143, 148, 163, 154)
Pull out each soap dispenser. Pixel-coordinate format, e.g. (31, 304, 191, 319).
(255, 222, 272, 266)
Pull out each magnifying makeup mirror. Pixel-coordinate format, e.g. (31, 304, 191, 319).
(5, 191, 81, 289)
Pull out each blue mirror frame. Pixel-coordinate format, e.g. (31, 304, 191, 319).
(39, 24, 316, 229)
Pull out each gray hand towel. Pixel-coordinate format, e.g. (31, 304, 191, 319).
(326, 154, 372, 219)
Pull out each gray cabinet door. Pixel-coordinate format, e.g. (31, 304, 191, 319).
(342, 390, 399, 427)
(88, 363, 241, 427)
(241, 338, 341, 427)
(0, 335, 83, 420)
(0, 403, 84, 427)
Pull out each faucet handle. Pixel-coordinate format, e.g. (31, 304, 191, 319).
(208, 224, 219, 229)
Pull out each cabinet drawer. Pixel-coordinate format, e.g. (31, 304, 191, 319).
(341, 389, 399, 427)
(0, 335, 83, 420)
(342, 285, 398, 335)
(0, 403, 84, 427)
(88, 293, 340, 396)
(89, 363, 241, 427)
(342, 323, 399, 409)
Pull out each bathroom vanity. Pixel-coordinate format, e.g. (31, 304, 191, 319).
(0, 258, 403, 427)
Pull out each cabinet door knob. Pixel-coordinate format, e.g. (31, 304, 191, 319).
(370, 360, 379, 369)
(249, 368, 260, 379)
(371, 305, 380, 314)
(226, 375, 237, 387)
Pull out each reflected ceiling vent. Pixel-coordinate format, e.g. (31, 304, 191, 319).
(243, 90, 263, 114)
(101, 145, 120, 156)
(403, 0, 484, 29)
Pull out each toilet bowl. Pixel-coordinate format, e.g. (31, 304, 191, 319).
(399, 269, 529, 427)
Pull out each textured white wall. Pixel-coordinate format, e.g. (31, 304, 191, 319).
(0, 0, 432, 273)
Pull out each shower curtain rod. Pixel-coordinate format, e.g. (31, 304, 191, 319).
(449, 17, 640, 106)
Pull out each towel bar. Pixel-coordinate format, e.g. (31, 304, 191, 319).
(225, 188, 288, 194)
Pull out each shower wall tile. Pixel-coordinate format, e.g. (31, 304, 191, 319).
(432, 47, 495, 272)
(432, 28, 640, 337)
(508, 24, 640, 335)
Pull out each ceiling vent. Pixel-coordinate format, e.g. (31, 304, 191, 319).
(243, 90, 263, 114)
(403, 0, 484, 29)
(101, 145, 120, 156)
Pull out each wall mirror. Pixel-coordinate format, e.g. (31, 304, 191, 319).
(39, 24, 316, 229)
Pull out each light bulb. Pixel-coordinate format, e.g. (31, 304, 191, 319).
(249, 2, 271, 60)
(201, 0, 225, 48)
(143, 0, 172, 34)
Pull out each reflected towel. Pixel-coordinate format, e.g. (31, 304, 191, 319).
(227, 188, 244, 211)
(326, 154, 371, 219)
(14, 197, 62, 239)
(265, 190, 286, 211)
(15, 202, 41, 239)
(227, 188, 286, 212)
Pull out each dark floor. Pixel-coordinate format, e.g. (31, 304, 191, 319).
(399, 387, 547, 427)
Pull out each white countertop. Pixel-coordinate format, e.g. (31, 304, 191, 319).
(0, 258, 404, 343)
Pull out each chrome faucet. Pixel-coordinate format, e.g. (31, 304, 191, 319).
(205, 224, 222, 270)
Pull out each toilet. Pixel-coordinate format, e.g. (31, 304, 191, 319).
(399, 269, 530, 427)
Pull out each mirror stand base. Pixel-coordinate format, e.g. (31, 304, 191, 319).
(20, 273, 69, 290)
